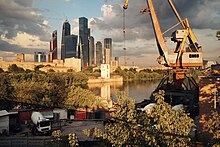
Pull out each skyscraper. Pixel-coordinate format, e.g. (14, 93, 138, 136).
(96, 41, 103, 66)
(49, 30, 57, 62)
(65, 34, 78, 58)
(89, 36, 95, 66)
(104, 38, 112, 60)
(79, 17, 90, 67)
(104, 48, 111, 64)
(16, 53, 25, 62)
(61, 20, 71, 60)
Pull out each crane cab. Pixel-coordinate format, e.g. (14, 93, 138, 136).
(171, 29, 188, 42)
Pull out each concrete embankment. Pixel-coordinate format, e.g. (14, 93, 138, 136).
(87, 75, 123, 84)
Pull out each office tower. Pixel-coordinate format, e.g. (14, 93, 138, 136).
(96, 41, 103, 66)
(16, 53, 25, 62)
(61, 20, 71, 60)
(79, 17, 90, 67)
(104, 38, 112, 60)
(115, 57, 119, 65)
(0, 57, 3, 62)
(49, 30, 58, 62)
(88, 28, 91, 37)
(34, 52, 46, 62)
(89, 36, 95, 66)
(65, 34, 78, 58)
(104, 48, 111, 64)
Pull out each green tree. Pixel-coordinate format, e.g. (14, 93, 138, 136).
(85, 90, 194, 146)
(0, 74, 14, 110)
(8, 64, 25, 73)
(48, 69, 55, 72)
(64, 85, 107, 110)
(206, 111, 220, 146)
(0, 68, 4, 73)
(150, 90, 194, 146)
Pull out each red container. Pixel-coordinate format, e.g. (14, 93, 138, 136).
(18, 109, 32, 124)
(75, 111, 86, 120)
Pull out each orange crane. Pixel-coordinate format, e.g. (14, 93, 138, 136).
(123, 0, 203, 117)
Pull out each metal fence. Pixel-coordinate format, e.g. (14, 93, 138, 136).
(0, 137, 51, 147)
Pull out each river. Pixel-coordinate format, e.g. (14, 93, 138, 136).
(87, 80, 160, 104)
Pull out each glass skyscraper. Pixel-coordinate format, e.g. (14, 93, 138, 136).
(61, 20, 71, 60)
(104, 38, 112, 60)
(65, 34, 78, 58)
(96, 41, 103, 66)
(89, 36, 95, 66)
(49, 30, 57, 62)
(79, 17, 90, 67)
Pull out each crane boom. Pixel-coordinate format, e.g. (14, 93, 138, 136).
(123, 0, 129, 9)
(146, 0, 169, 66)
(122, 0, 203, 68)
(168, 0, 199, 52)
(146, 0, 203, 68)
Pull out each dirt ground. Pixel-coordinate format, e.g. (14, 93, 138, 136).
(60, 120, 104, 141)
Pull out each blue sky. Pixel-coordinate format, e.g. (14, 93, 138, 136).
(0, 0, 219, 67)
(33, 0, 104, 32)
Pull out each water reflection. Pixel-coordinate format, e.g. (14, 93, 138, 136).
(88, 82, 123, 107)
(87, 80, 160, 103)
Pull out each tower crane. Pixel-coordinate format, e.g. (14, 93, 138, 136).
(123, 0, 203, 117)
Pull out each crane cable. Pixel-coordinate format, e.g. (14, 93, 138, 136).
(123, 8, 127, 66)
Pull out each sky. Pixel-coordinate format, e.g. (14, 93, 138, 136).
(0, 0, 219, 67)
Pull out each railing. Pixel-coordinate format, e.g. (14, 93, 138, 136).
(0, 137, 51, 147)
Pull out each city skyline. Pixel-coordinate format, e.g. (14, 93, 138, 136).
(0, 0, 219, 67)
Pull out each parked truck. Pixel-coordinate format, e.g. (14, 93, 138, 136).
(31, 111, 51, 135)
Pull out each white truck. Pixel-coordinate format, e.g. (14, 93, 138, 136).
(31, 111, 51, 135)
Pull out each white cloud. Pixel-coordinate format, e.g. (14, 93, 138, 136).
(87, 0, 220, 67)
(1, 32, 49, 49)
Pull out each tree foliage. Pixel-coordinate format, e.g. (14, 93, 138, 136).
(8, 64, 25, 73)
(49, 130, 79, 147)
(206, 111, 220, 146)
(0, 72, 88, 108)
(85, 90, 194, 146)
(114, 67, 162, 81)
(0, 74, 14, 110)
(64, 85, 107, 110)
(0, 67, 4, 73)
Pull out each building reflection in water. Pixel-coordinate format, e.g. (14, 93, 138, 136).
(87, 82, 123, 108)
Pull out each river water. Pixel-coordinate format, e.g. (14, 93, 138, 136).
(87, 80, 160, 104)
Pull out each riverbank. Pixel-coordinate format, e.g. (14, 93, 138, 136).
(87, 75, 123, 84)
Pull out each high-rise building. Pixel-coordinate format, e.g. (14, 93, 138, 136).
(65, 34, 78, 58)
(79, 17, 90, 67)
(16, 53, 25, 62)
(61, 20, 71, 60)
(89, 36, 95, 66)
(104, 48, 111, 64)
(96, 41, 103, 66)
(49, 30, 58, 62)
(104, 38, 112, 60)
(34, 52, 46, 62)
(115, 57, 119, 65)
